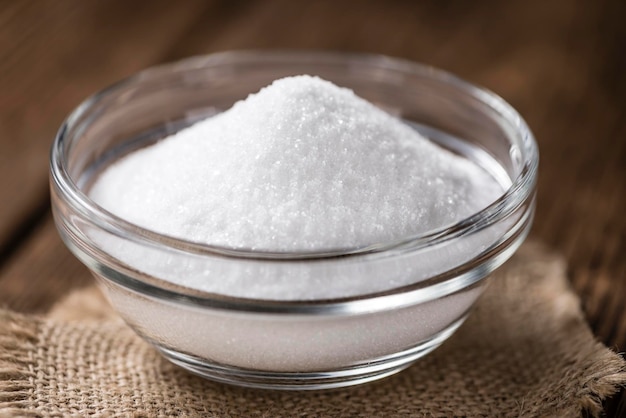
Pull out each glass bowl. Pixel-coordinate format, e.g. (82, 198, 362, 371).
(50, 51, 538, 390)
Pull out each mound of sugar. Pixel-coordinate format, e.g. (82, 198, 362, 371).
(90, 75, 502, 251)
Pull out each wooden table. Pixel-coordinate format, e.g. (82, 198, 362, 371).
(1, 1, 624, 415)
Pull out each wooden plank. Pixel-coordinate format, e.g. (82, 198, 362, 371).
(0, 0, 210, 254)
(0, 214, 91, 313)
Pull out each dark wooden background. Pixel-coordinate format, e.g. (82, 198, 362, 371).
(0, 1, 624, 415)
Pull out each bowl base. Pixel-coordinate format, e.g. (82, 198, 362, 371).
(156, 315, 467, 390)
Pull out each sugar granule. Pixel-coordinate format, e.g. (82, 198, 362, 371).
(90, 75, 502, 251)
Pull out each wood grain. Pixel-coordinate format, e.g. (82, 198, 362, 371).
(0, 214, 90, 313)
(0, 0, 623, 414)
(0, 0, 209, 251)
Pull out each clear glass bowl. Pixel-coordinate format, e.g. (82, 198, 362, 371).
(50, 51, 538, 390)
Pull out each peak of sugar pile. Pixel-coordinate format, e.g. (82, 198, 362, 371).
(90, 75, 502, 251)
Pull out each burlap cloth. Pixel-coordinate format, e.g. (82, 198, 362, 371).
(1, 242, 625, 417)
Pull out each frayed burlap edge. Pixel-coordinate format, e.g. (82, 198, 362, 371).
(0, 311, 40, 417)
(578, 346, 626, 416)
(1, 242, 626, 417)
(2, 310, 624, 418)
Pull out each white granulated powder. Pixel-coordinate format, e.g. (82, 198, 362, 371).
(90, 75, 502, 252)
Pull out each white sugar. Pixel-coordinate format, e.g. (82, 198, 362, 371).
(90, 75, 502, 252)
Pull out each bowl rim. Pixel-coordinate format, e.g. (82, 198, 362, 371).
(50, 50, 538, 311)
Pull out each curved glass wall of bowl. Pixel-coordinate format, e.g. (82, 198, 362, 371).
(50, 51, 538, 389)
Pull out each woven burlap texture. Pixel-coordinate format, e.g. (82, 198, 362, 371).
(1, 242, 625, 417)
